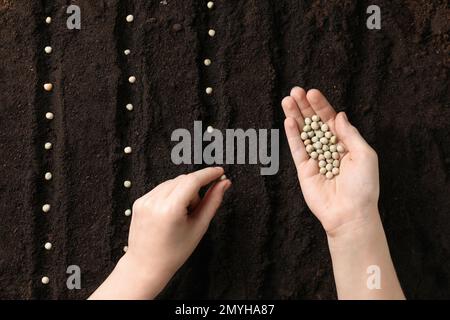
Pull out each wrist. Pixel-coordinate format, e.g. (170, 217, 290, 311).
(326, 206, 382, 249)
(113, 253, 174, 299)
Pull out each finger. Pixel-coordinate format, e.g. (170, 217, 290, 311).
(334, 112, 370, 152)
(290, 87, 315, 118)
(170, 167, 225, 208)
(281, 96, 304, 129)
(306, 89, 337, 123)
(192, 179, 231, 230)
(284, 118, 309, 167)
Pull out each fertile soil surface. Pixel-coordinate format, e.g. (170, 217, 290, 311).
(0, 0, 449, 299)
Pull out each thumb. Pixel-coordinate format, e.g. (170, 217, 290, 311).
(192, 179, 231, 230)
(334, 112, 370, 152)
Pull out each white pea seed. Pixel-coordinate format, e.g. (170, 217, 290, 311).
(204, 59, 212, 66)
(330, 136, 337, 144)
(44, 46, 52, 54)
(310, 152, 318, 159)
(300, 132, 309, 141)
(307, 131, 315, 138)
(302, 125, 311, 132)
(320, 168, 327, 175)
(326, 172, 334, 180)
(304, 139, 311, 146)
(322, 144, 329, 151)
(44, 142, 52, 150)
(125, 209, 132, 217)
(126, 15, 134, 23)
(311, 136, 319, 143)
(325, 131, 332, 139)
(315, 130, 324, 138)
(333, 160, 340, 168)
(219, 174, 227, 181)
(124, 49, 131, 55)
(311, 122, 319, 130)
(332, 167, 340, 176)
(320, 137, 328, 145)
(317, 149, 324, 154)
(45, 17, 51, 24)
(208, 29, 216, 37)
(42, 204, 51, 213)
(124, 146, 132, 154)
(326, 164, 333, 172)
(207, 126, 214, 134)
(44, 83, 53, 91)
(206, 87, 213, 95)
(207, 1, 214, 9)
(312, 115, 320, 122)
(44, 172, 52, 180)
(332, 152, 340, 160)
(324, 151, 332, 159)
(45, 112, 54, 120)
(319, 160, 326, 168)
(321, 124, 329, 132)
(123, 246, 128, 252)
(337, 144, 345, 153)
(128, 76, 136, 84)
(126, 103, 134, 111)
(318, 154, 325, 161)
(304, 118, 312, 125)
(44, 242, 52, 250)
(305, 145, 314, 153)
(329, 145, 337, 152)
(314, 142, 322, 150)
(326, 159, 333, 164)
(41, 276, 50, 284)
(124, 180, 132, 188)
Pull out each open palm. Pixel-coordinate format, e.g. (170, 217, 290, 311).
(282, 88, 379, 235)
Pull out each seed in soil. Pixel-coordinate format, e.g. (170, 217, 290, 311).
(44, 83, 53, 91)
(125, 209, 132, 217)
(126, 103, 133, 111)
(124, 147, 132, 154)
(45, 17, 51, 24)
(204, 59, 212, 66)
(126, 15, 134, 23)
(124, 180, 132, 188)
(44, 242, 52, 250)
(208, 29, 216, 37)
(207, 1, 214, 9)
(45, 112, 54, 120)
(206, 87, 213, 95)
(44, 46, 52, 54)
(44, 172, 52, 180)
(124, 49, 131, 55)
(41, 276, 50, 284)
(128, 76, 136, 84)
(42, 204, 51, 213)
(44, 142, 52, 150)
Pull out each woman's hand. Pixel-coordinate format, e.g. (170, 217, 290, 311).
(89, 167, 231, 300)
(281, 87, 379, 238)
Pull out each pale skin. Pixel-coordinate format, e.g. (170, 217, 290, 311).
(281, 87, 405, 300)
(90, 88, 405, 300)
(89, 167, 231, 300)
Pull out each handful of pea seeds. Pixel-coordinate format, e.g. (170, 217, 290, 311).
(301, 115, 345, 179)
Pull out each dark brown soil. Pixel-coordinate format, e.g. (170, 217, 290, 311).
(0, 0, 449, 299)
